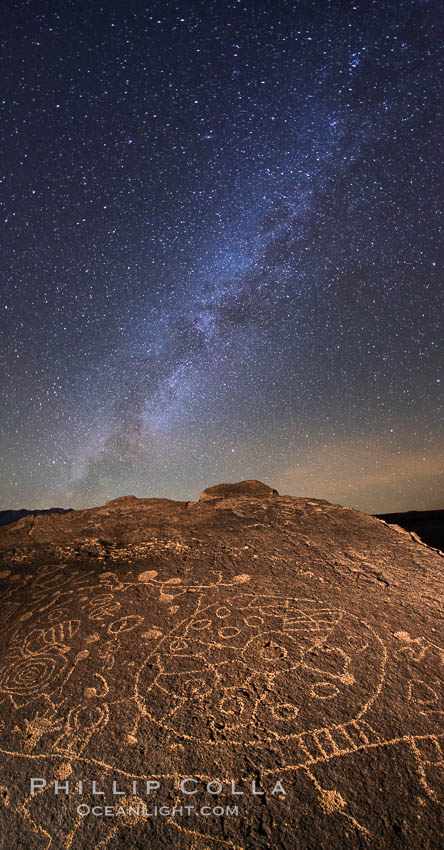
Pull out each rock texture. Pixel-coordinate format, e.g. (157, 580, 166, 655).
(199, 480, 279, 501)
(0, 482, 442, 849)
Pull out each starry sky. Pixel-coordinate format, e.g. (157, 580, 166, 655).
(1, 0, 443, 514)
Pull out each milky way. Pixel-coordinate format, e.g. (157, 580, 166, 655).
(1, 0, 443, 512)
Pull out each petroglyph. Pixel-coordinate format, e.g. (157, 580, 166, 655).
(134, 596, 386, 748)
(0, 486, 442, 847)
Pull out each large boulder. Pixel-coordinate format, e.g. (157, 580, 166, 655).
(0, 485, 442, 848)
(199, 478, 279, 501)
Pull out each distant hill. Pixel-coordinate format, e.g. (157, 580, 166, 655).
(0, 507, 73, 528)
(375, 509, 444, 552)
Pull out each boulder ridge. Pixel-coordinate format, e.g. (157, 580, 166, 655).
(199, 478, 279, 501)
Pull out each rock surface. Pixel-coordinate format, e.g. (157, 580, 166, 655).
(199, 479, 279, 501)
(0, 482, 442, 849)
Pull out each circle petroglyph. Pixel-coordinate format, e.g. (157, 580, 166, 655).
(135, 595, 386, 745)
(107, 614, 144, 635)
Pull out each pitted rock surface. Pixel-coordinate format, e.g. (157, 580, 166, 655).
(199, 479, 279, 501)
(0, 482, 442, 849)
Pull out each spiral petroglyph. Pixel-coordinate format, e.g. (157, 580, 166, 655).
(0, 653, 66, 697)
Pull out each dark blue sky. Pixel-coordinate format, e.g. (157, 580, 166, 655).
(1, 0, 443, 512)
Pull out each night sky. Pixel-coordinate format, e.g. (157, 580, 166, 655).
(1, 0, 443, 513)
